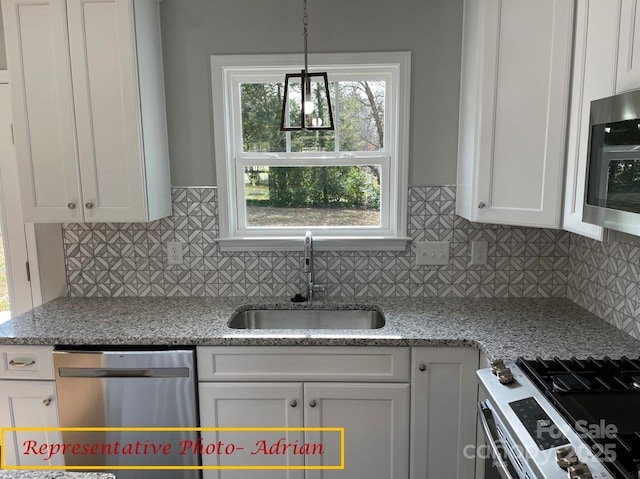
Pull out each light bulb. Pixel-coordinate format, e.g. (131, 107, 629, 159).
(304, 100, 315, 115)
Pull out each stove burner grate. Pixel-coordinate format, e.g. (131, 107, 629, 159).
(517, 356, 640, 479)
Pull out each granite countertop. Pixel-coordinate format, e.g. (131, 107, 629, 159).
(0, 297, 638, 360)
(0, 472, 115, 479)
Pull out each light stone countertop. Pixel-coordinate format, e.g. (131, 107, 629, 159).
(0, 472, 115, 479)
(0, 297, 638, 360)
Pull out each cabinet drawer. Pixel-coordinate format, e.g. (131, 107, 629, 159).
(197, 346, 410, 382)
(0, 346, 55, 380)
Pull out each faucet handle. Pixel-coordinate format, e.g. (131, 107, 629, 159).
(291, 293, 307, 303)
(312, 284, 326, 293)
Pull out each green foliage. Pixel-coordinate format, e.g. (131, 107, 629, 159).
(241, 83, 286, 152)
(258, 166, 379, 209)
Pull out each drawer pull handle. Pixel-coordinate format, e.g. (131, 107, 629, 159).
(43, 398, 52, 407)
(309, 400, 317, 408)
(418, 363, 427, 372)
(85, 202, 94, 209)
(9, 359, 36, 367)
(289, 400, 297, 408)
(67, 202, 76, 210)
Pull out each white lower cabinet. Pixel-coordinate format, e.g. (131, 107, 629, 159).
(303, 382, 409, 479)
(198, 382, 409, 479)
(0, 381, 63, 467)
(197, 346, 411, 479)
(198, 382, 305, 479)
(0, 344, 480, 476)
(0, 345, 63, 467)
(410, 347, 480, 479)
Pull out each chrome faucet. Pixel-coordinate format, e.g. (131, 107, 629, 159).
(303, 231, 325, 301)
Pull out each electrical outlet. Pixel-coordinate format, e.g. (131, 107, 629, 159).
(416, 241, 450, 266)
(166, 241, 184, 265)
(471, 240, 488, 266)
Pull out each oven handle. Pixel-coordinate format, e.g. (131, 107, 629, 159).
(478, 401, 515, 479)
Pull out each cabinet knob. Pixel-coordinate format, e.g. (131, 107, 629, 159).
(309, 399, 317, 408)
(478, 202, 485, 209)
(42, 398, 52, 407)
(418, 363, 427, 372)
(67, 202, 76, 210)
(289, 400, 297, 408)
(9, 359, 36, 367)
(85, 202, 94, 210)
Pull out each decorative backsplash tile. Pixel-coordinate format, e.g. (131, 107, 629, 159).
(567, 234, 640, 340)
(63, 186, 570, 300)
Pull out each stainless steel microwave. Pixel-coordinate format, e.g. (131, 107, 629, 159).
(584, 88, 640, 236)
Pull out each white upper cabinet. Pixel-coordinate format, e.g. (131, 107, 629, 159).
(617, 0, 640, 93)
(456, 0, 574, 228)
(563, 0, 620, 241)
(1, 0, 171, 223)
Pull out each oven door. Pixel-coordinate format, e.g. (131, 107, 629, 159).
(477, 401, 522, 479)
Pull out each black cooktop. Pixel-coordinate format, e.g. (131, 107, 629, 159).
(517, 357, 640, 479)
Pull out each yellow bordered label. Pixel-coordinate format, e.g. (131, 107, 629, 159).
(0, 427, 345, 470)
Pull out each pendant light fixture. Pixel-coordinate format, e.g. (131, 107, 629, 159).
(280, 0, 335, 131)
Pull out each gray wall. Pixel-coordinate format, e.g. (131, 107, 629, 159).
(160, 0, 463, 186)
(0, 7, 6, 70)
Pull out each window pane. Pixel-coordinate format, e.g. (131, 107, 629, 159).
(244, 166, 381, 227)
(338, 81, 385, 151)
(289, 129, 336, 152)
(241, 83, 287, 152)
(241, 80, 386, 153)
(285, 80, 336, 152)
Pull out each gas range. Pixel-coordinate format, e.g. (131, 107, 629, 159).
(477, 357, 640, 479)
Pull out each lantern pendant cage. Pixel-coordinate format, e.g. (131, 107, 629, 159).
(280, 0, 335, 132)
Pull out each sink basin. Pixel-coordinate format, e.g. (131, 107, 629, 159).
(228, 309, 385, 330)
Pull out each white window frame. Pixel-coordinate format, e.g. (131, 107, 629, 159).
(211, 52, 411, 251)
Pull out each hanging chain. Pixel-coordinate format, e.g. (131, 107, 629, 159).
(303, 0, 309, 74)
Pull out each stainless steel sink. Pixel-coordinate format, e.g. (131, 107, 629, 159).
(228, 309, 385, 330)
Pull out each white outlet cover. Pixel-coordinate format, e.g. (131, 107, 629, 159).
(166, 241, 184, 265)
(471, 240, 488, 266)
(416, 241, 450, 266)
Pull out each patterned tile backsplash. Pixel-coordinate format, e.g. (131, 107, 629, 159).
(567, 234, 640, 340)
(63, 186, 640, 340)
(63, 186, 570, 300)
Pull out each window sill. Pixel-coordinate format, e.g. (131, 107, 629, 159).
(215, 236, 411, 252)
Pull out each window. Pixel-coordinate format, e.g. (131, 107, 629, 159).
(211, 52, 410, 250)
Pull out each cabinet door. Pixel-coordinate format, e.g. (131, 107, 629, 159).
(1, 0, 82, 222)
(304, 383, 409, 479)
(410, 347, 479, 479)
(563, 0, 619, 240)
(617, 0, 640, 93)
(66, 0, 148, 222)
(457, 0, 574, 228)
(0, 380, 64, 466)
(198, 382, 304, 479)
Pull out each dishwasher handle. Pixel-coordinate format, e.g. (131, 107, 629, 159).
(58, 367, 190, 378)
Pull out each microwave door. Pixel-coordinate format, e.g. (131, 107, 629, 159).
(584, 117, 640, 234)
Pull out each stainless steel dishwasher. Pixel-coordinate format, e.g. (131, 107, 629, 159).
(53, 348, 200, 479)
